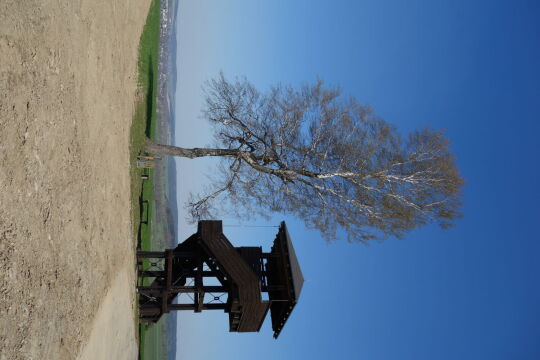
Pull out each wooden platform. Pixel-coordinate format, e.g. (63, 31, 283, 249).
(137, 220, 304, 338)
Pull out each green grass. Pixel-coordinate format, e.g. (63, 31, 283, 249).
(139, 315, 169, 360)
(130, 0, 160, 245)
(129, 0, 167, 359)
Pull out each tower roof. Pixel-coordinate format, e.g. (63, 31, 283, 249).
(267, 222, 304, 338)
(281, 222, 304, 302)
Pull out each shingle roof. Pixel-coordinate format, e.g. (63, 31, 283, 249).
(268, 222, 304, 338)
(281, 221, 304, 302)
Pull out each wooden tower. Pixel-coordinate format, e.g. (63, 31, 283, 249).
(137, 220, 303, 338)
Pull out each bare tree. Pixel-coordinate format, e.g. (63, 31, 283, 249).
(145, 73, 463, 242)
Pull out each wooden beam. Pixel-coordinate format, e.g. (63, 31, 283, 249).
(262, 285, 287, 292)
(138, 286, 228, 295)
(138, 250, 197, 260)
(168, 303, 227, 311)
(137, 286, 166, 297)
(194, 290, 199, 312)
(140, 303, 161, 317)
(137, 251, 166, 259)
(170, 286, 227, 293)
(204, 259, 228, 285)
(261, 253, 280, 259)
(171, 251, 198, 258)
(157, 249, 173, 314)
(138, 270, 165, 278)
(195, 257, 204, 312)
(138, 285, 227, 294)
(166, 249, 173, 291)
(182, 270, 221, 277)
(162, 294, 168, 313)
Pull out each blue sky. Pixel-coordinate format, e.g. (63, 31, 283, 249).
(173, 1, 540, 359)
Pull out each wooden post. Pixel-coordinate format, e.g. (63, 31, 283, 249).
(195, 256, 204, 312)
(137, 251, 166, 259)
(162, 249, 173, 313)
(138, 270, 165, 278)
(139, 285, 227, 294)
(168, 303, 227, 311)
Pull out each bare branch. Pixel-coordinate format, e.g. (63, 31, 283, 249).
(147, 74, 464, 242)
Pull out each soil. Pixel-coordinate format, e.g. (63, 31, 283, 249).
(0, 1, 150, 359)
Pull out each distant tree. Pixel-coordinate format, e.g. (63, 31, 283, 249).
(145, 73, 463, 242)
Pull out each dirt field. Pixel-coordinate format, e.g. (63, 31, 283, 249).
(0, 1, 150, 359)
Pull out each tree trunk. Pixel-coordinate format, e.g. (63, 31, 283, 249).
(145, 138, 239, 159)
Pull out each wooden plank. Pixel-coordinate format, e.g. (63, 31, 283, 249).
(237, 301, 270, 332)
(136, 251, 166, 259)
(181, 270, 220, 278)
(198, 221, 269, 331)
(138, 270, 165, 278)
(171, 251, 198, 258)
(168, 286, 227, 293)
(195, 257, 203, 313)
(198, 221, 261, 304)
(168, 303, 226, 311)
(137, 286, 165, 297)
(262, 285, 287, 291)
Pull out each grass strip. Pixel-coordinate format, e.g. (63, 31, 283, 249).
(128, 0, 164, 359)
